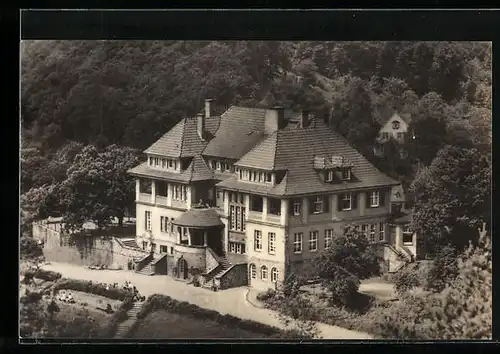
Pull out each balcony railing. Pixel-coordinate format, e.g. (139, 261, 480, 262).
(138, 193, 151, 203)
(156, 196, 168, 206)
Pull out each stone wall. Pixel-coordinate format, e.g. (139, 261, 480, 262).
(205, 248, 219, 274)
(151, 254, 171, 275)
(219, 263, 248, 290)
(111, 238, 149, 269)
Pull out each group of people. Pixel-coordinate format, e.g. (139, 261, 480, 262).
(57, 290, 75, 303)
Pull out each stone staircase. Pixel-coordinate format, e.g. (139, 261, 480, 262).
(136, 257, 155, 276)
(114, 301, 143, 338)
(121, 238, 141, 249)
(202, 254, 232, 289)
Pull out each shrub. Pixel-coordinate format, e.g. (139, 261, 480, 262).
(20, 236, 44, 261)
(393, 269, 421, 295)
(53, 278, 132, 301)
(326, 270, 360, 307)
(426, 245, 459, 292)
(21, 289, 43, 304)
(256, 288, 276, 302)
(25, 269, 62, 282)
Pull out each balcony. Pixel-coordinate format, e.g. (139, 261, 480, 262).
(156, 196, 168, 206)
(267, 213, 281, 224)
(174, 243, 206, 255)
(138, 193, 152, 203)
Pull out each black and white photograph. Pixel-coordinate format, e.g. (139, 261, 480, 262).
(20, 34, 492, 340)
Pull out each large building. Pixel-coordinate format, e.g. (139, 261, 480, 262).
(127, 100, 417, 290)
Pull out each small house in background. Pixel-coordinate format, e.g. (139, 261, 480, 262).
(373, 112, 413, 157)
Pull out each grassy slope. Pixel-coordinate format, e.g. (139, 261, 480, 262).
(130, 309, 268, 339)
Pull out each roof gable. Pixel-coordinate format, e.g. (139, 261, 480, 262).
(144, 116, 221, 158)
(235, 131, 278, 170)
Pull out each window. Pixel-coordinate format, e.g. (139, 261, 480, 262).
(325, 229, 333, 249)
(229, 205, 246, 232)
(361, 224, 367, 237)
(392, 120, 400, 130)
(160, 216, 168, 232)
(261, 266, 268, 280)
(139, 179, 152, 194)
(271, 268, 279, 283)
(151, 243, 157, 252)
(312, 196, 324, 214)
(227, 242, 245, 254)
(265, 173, 272, 182)
(326, 170, 334, 182)
(168, 159, 173, 168)
(145, 211, 152, 231)
(293, 233, 303, 253)
(379, 222, 385, 242)
(216, 161, 221, 171)
(250, 196, 263, 212)
(382, 132, 389, 140)
(170, 218, 175, 233)
(268, 198, 281, 215)
(170, 246, 174, 254)
(249, 264, 256, 279)
(149, 157, 153, 166)
(154, 158, 160, 167)
(396, 132, 403, 140)
(156, 181, 168, 197)
(370, 191, 380, 207)
(210, 160, 217, 170)
(369, 224, 376, 243)
(342, 168, 351, 181)
(268, 233, 276, 254)
(309, 231, 318, 252)
(403, 227, 413, 244)
(341, 193, 352, 211)
(142, 241, 148, 250)
(254, 230, 262, 251)
(162, 159, 166, 168)
(160, 245, 168, 253)
(292, 199, 302, 216)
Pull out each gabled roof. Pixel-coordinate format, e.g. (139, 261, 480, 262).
(217, 120, 399, 196)
(144, 116, 221, 157)
(236, 131, 278, 170)
(377, 110, 412, 126)
(202, 106, 268, 160)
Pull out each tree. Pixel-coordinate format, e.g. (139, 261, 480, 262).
(314, 226, 381, 306)
(55, 144, 141, 231)
(377, 223, 491, 339)
(410, 145, 491, 254)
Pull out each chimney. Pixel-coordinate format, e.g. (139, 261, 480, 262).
(300, 109, 310, 128)
(197, 113, 205, 140)
(265, 106, 285, 135)
(205, 99, 214, 118)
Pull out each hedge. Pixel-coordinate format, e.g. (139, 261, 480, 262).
(135, 294, 283, 336)
(25, 269, 62, 282)
(53, 278, 133, 301)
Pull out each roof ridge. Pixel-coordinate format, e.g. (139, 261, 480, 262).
(272, 130, 279, 170)
(179, 118, 187, 158)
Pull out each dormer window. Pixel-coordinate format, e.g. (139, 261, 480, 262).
(149, 157, 153, 166)
(265, 173, 272, 182)
(392, 120, 400, 130)
(216, 161, 222, 171)
(342, 168, 351, 181)
(326, 170, 334, 182)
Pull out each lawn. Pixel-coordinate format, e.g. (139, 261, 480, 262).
(130, 309, 269, 339)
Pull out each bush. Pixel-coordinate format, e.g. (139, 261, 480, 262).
(20, 236, 44, 260)
(326, 270, 360, 307)
(393, 269, 421, 295)
(136, 293, 283, 336)
(21, 289, 43, 304)
(25, 269, 62, 282)
(426, 245, 459, 292)
(53, 278, 132, 301)
(256, 288, 276, 302)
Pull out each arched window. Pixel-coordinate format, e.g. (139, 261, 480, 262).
(392, 120, 400, 130)
(249, 264, 256, 279)
(271, 267, 279, 283)
(261, 265, 268, 280)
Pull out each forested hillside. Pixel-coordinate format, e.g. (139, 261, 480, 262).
(21, 41, 491, 239)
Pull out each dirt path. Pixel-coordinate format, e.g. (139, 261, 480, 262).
(41, 262, 373, 340)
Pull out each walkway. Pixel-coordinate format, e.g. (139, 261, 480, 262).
(41, 262, 372, 340)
